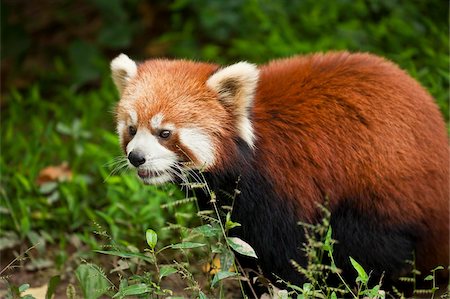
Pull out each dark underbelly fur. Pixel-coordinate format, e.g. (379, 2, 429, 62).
(194, 166, 419, 297)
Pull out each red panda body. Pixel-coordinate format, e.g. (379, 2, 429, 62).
(112, 52, 449, 292)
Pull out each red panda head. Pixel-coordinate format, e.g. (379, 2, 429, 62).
(111, 54, 259, 184)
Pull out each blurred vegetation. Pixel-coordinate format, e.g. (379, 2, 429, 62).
(1, 0, 448, 296)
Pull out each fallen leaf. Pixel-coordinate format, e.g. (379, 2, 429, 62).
(36, 162, 72, 186)
(201, 256, 235, 275)
(202, 256, 221, 275)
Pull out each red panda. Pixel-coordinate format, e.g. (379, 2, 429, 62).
(111, 52, 449, 292)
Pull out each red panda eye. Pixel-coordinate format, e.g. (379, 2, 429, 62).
(159, 130, 171, 139)
(128, 126, 137, 136)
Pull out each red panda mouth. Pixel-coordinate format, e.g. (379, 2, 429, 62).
(137, 169, 159, 178)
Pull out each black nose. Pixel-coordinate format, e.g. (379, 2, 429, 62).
(128, 151, 146, 167)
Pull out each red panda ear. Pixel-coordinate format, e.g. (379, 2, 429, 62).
(206, 62, 260, 148)
(110, 54, 137, 96)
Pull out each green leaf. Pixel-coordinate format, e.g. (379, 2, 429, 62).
(94, 250, 154, 263)
(15, 173, 31, 192)
(119, 279, 128, 290)
(146, 229, 158, 249)
(19, 283, 30, 292)
(424, 275, 433, 281)
(225, 212, 241, 231)
(362, 285, 380, 298)
(39, 182, 58, 194)
(75, 264, 111, 299)
(277, 289, 289, 299)
(46, 275, 61, 299)
(227, 237, 257, 258)
(432, 266, 444, 271)
(302, 282, 312, 293)
(193, 224, 221, 237)
(350, 257, 369, 284)
(56, 122, 72, 135)
(159, 266, 178, 279)
(170, 242, 206, 249)
(211, 271, 239, 287)
(198, 291, 208, 299)
(330, 291, 337, 299)
(323, 226, 333, 252)
(113, 284, 152, 298)
(27, 231, 46, 255)
(219, 248, 235, 272)
(20, 215, 30, 235)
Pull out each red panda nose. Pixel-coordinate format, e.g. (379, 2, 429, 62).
(128, 150, 146, 167)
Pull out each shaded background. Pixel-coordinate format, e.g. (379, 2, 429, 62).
(1, 0, 448, 295)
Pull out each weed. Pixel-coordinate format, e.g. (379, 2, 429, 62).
(74, 176, 258, 298)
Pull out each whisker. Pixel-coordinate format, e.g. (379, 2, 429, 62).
(171, 167, 192, 199)
(174, 164, 208, 193)
(173, 145, 209, 190)
(186, 168, 205, 186)
(175, 145, 202, 169)
(169, 166, 190, 187)
(103, 156, 128, 167)
(171, 167, 196, 198)
(104, 161, 130, 183)
(167, 169, 183, 188)
(175, 162, 201, 183)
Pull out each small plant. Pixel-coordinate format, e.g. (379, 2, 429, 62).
(276, 203, 384, 299)
(1, 244, 61, 299)
(395, 262, 447, 299)
(77, 177, 258, 298)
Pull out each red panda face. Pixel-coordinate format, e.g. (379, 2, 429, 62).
(111, 54, 259, 184)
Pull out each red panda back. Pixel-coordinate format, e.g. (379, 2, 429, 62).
(253, 52, 449, 271)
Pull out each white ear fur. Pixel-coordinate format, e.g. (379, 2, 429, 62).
(111, 54, 137, 96)
(206, 62, 260, 148)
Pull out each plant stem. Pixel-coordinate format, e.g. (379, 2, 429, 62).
(151, 249, 161, 282)
(0, 243, 38, 276)
(329, 253, 357, 299)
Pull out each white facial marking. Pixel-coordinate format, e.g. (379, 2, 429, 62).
(150, 113, 164, 129)
(117, 120, 126, 143)
(129, 110, 138, 125)
(126, 128, 178, 184)
(163, 123, 176, 131)
(178, 128, 216, 167)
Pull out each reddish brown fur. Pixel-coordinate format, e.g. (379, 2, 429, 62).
(251, 52, 449, 271)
